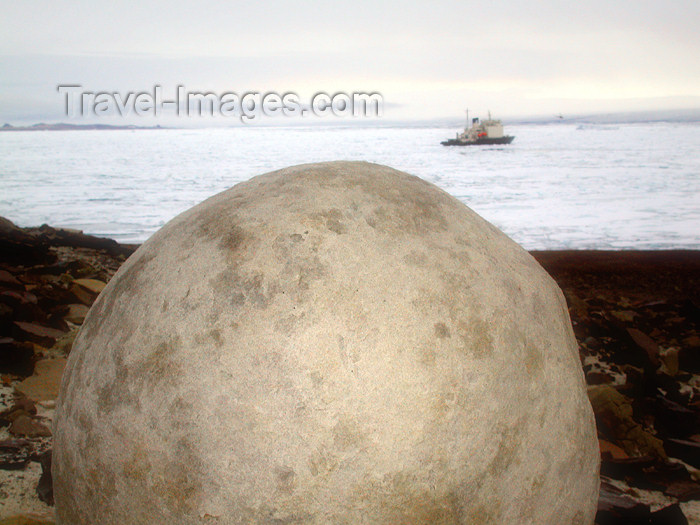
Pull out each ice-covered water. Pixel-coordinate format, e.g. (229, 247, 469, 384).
(1, 122, 698, 249)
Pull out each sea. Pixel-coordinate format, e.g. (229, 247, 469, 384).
(1, 121, 699, 250)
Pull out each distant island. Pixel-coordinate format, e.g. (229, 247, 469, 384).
(1, 122, 165, 132)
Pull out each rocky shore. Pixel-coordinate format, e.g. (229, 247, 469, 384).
(0, 217, 698, 524)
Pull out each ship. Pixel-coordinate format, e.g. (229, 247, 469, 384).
(441, 111, 514, 146)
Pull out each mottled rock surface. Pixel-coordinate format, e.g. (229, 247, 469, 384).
(53, 161, 599, 524)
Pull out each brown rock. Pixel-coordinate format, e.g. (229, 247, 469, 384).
(599, 439, 629, 460)
(51, 330, 77, 355)
(0, 517, 56, 525)
(63, 303, 89, 324)
(586, 370, 615, 385)
(565, 291, 589, 320)
(588, 384, 667, 459)
(72, 278, 106, 295)
(9, 414, 51, 437)
(2, 408, 33, 423)
(15, 358, 67, 402)
(612, 310, 637, 323)
(659, 347, 680, 376)
(13, 396, 37, 414)
(0, 397, 37, 423)
(68, 283, 94, 305)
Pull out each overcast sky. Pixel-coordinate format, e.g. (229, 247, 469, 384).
(1, 0, 698, 123)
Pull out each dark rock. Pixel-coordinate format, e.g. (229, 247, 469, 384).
(11, 321, 65, 347)
(0, 217, 56, 266)
(653, 372, 690, 405)
(664, 480, 700, 501)
(0, 290, 45, 328)
(649, 503, 688, 525)
(596, 482, 690, 524)
(30, 223, 132, 258)
(0, 438, 32, 471)
(664, 438, 700, 469)
(599, 455, 655, 481)
(621, 364, 644, 395)
(0, 291, 41, 322)
(626, 327, 661, 369)
(0, 290, 37, 306)
(23, 260, 84, 277)
(678, 346, 700, 374)
(0, 301, 14, 328)
(44, 310, 70, 332)
(596, 455, 694, 494)
(678, 300, 700, 324)
(0, 451, 30, 470)
(584, 336, 602, 350)
(0, 438, 32, 448)
(651, 396, 699, 440)
(596, 480, 651, 524)
(0, 337, 35, 376)
(0, 270, 23, 289)
(36, 449, 53, 506)
(634, 460, 693, 492)
(587, 370, 616, 385)
(31, 285, 77, 316)
(605, 328, 653, 370)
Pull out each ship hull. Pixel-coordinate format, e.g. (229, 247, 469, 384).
(441, 136, 515, 146)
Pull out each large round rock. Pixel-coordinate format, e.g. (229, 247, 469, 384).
(53, 161, 599, 524)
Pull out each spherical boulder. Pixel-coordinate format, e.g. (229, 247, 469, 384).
(53, 161, 599, 524)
